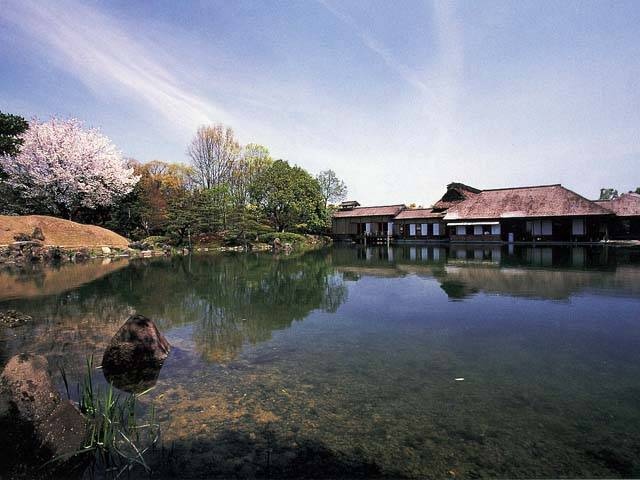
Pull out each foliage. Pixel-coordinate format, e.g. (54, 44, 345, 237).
(58, 357, 160, 477)
(636, 187, 640, 195)
(143, 235, 170, 246)
(257, 231, 308, 245)
(250, 159, 326, 232)
(316, 169, 347, 206)
(0, 111, 28, 158)
(230, 143, 273, 206)
(188, 124, 241, 189)
(599, 188, 619, 200)
(2, 117, 139, 219)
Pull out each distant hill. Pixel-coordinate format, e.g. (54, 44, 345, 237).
(0, 215, 129, 247)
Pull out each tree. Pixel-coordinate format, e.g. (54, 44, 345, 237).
(187, 124, 241, 189)
(599, 188, 619, 200)
(0, 111, 28, 158)
(250, 159, 325, 232)
(635, 187, 640, 195)
(316, 169, 347, 206)
(230, 143, 273, 206)
(1, 117, 139, 219)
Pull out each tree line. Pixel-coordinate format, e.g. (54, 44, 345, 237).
(0, 111, 348, 245)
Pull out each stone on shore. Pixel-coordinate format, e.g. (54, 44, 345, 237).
(0, 354, 87, 477)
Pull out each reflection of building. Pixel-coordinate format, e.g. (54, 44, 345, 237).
(331, 183, 640, 243)
(334, 245, 640, 300)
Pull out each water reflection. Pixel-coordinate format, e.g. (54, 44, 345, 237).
(2, 246, 640, 477)
(335, 245, 640, 300)
(0, 252, 348, 366)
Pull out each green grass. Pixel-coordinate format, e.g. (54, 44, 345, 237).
(58, 356, 160, 478)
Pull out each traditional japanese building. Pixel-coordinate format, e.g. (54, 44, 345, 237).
(331, 182, 636, 243)
(442, 184, 612, 242)
(595, 193, 640, 239)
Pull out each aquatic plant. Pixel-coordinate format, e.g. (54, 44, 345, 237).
(59, 356, 160, 478)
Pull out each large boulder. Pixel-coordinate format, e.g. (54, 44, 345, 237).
(102, 315, 170, 393)
(0, 354, 88, 477)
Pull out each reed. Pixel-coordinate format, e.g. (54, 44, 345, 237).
(58, 356, 160, 478)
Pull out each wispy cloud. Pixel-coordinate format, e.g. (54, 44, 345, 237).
(316, 0, 431, 94)
(0, 0, 226, 131)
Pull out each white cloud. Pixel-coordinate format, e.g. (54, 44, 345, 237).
(0, 0, 227, 133)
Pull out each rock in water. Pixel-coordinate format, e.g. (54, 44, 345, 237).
(102, 314, 170, 392)
(0, 354, 88, 477)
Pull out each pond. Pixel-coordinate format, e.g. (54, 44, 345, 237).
(1, 245, 640, 478)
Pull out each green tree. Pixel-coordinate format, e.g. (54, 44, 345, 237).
(230, 143, 273, 206)
(635, 187, 640, 194)
(316, 169, 347, 206)
(599, 188, 619, 200)
(0, 111, 28, 158)
(250, 159, 325, 232)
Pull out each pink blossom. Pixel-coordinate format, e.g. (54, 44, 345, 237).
(2, 117, 139, 213)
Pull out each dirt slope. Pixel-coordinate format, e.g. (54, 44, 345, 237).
(0, 215, 129, 247)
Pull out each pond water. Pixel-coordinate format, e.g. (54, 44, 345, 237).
(1, 245, 640, 478)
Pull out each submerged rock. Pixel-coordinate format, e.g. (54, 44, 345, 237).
(102, 314, 170, 393)
(0, 310, 32, 328)
(0, 354, 88, 477)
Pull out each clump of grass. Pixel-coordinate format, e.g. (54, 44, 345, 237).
(59, 356, 160, 478)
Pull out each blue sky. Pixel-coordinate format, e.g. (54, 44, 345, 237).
(1, 0, 639, 205)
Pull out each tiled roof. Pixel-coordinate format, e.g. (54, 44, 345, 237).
(332, 204, 405, 218)
(595, 193, 640, 216)
(444, 185, 612, 220)
(394, 208, 444, 220)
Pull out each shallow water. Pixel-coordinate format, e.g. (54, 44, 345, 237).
(1, 245, 640, 478)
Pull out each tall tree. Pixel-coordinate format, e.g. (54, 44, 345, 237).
(599, 188, 619, 200)
(230, 143, 273, 206)
(250, 160, 325, 232)
(635, 187, 640, 194)
(187, 124, 241, 189)
(1, 117, 139, 219)
(316, 169, 347, 206)
(0, 111, 28, 158)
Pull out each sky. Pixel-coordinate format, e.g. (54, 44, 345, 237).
(1, 0, 639, 206)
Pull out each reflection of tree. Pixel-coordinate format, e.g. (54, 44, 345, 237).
(1, 251, 348, 368)
(183, 252, 348, 362)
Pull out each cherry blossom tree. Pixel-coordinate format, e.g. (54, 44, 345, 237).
(2, 117, 139, 219)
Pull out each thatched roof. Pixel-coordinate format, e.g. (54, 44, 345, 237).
(443, 185, 612, 220)
(595, 193, 640, 217)
(332, 204, 405, 218)
(394, 208, 444, 220)
(432, 183, 481, 211)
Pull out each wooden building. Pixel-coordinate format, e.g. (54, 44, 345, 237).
(443, 184, 613, 242)
(392, 209, 446, 240)
(331, 204, 405, 241)
(330, 182, 638, 243)
(596, 193, 640, 239)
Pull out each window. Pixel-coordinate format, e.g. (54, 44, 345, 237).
(572, 219, 585, 235)
(409, 224, 416, 236)
(433, 223, 440, 236)
(541, 220, 552, 235)
(474, 225, 483, 235)
(491, 224, 501, 235)
(456, 226, 466, 236)
(421, 223, 429, 236)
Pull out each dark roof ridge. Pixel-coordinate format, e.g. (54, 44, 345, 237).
(481, 184, 562, 192)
